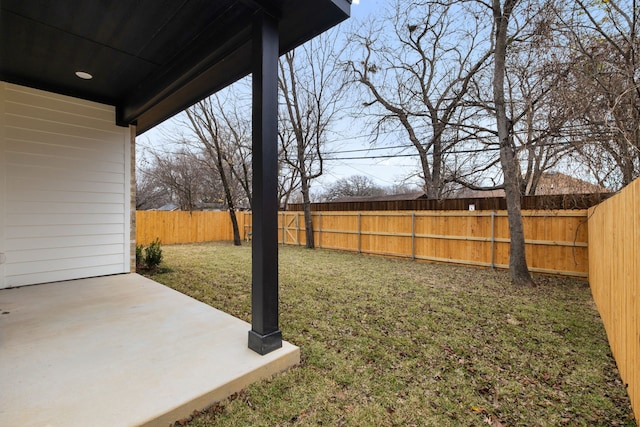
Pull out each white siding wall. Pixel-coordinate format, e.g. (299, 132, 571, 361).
(0, 82, 131, 288)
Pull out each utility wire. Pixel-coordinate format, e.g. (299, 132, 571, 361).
(327, 144, 415, 153)
(323, 139, 580, 159)
(141, 133, 581, 163)
(323, 146, 500, 160)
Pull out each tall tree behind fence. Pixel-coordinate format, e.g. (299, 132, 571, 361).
(588, 178, 640, 423)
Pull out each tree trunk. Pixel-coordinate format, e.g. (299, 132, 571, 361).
(211, 145, 242, 246)
(500, 141, 534, 285)
(228, 208, 242, 246)
(224, 187, 242, 246)
(301, 176, 315, 249)
(218, 157, 242, 246)
(492, 0, 535, 286)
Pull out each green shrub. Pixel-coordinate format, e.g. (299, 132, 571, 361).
(143, 238, 163, 270)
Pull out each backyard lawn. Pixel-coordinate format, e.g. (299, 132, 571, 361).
(147, 242, 635, 426)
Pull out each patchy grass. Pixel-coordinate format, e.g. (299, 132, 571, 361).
(147, 242, 636, 426)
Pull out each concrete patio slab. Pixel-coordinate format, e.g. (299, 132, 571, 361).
(0, 273, 300, 427)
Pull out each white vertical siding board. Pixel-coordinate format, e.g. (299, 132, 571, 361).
(1, 82, 130, 287)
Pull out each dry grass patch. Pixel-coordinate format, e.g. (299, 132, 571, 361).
(147, 242, 636, 426)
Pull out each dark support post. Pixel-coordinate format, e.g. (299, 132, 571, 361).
(248, 11, 282, 355)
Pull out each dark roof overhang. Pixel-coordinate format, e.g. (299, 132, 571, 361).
(1, 0, 350, 134)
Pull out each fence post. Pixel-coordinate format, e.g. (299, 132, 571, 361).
(358, 213, 362, 254)
(490, 211, 496, 269)
(318, 213, 322, 248)
(411, 213, 416, 260)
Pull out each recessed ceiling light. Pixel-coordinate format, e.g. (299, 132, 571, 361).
(75, 71, 93, 80)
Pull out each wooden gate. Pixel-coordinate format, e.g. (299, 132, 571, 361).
(281, 212, 301, 245)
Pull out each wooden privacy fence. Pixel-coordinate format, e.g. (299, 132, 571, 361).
(588, 178, 640, 422)
(278, 210, 589, 278)
(137, 209, 589, 278)
(136, 210, 249, 245)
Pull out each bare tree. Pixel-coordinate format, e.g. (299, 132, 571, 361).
(387, 182, 422, 195)
(505, 9, 578, 195)
(491, 0, 535, 286)
(321, 175, 387, 202)
(455, 0, 567, 285)
(509, 11, 577, 194)
(135, 159, 173, 210)
(217, 100, 253, 210)
(557, 0, 640, 189)
(346, 0, 493, 198)
(141, 148, 210, 211)
(277, 123, 302, 210)
(455, 1, 577, 195)
(278, 30, 347, 248)
(184, 94, 252, 246)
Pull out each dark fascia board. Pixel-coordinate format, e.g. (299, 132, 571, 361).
(131, 40, 253, 135)
(118, 16, 254, 132)
(130, 0, 351, 135)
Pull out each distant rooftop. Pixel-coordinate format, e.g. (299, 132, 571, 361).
(331, 192, 428, 203)
(454, 172, 607, 198)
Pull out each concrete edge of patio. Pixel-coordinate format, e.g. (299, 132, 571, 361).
(0, 273, 300, 427)
(142, 342, 300, 426)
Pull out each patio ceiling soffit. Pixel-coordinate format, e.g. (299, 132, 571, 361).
(0, 0, 350, 135)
